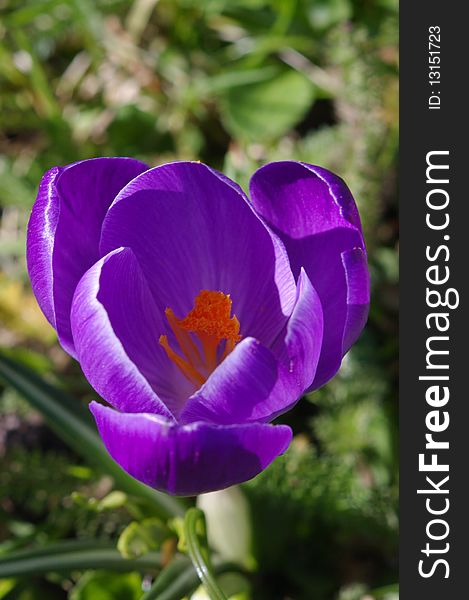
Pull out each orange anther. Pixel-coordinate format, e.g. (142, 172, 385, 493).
(159, 290, 241, 387)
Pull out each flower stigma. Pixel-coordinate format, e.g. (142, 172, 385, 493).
(159, 290, 241, 387)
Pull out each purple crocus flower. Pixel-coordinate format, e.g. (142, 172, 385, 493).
(27, 158, 369, 496)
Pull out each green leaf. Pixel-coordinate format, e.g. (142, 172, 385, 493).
(184, 509, 227, 600)
(140, 556, 192, 600)
(0, 351, 185, 519)
(70, 571, 142, 600)
(196, 66, 280, 95)
(140, 556, 242, 600)
(0, 540, 102, 563)
(0, 542, 160, 578)
(169, 517, 187, 553)
(220, 69, 315, 142)
(117, 519, 170, 559)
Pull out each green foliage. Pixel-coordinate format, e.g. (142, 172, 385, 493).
(245, 433, 397, 599)
(0, 352, 186, 519)
(0, 446, 156, 548)
(117, 519, 170, 560)
(307, 0, 352, 31)
(0, 0, 398, 598)
(219, 69, 315, 141)
(0, 537, 160, 571)
(69, 571, 143, 600)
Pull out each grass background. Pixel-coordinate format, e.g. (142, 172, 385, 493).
(0, 1, 398, 598)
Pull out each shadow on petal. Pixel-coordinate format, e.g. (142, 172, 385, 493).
(90, 401, 292, 496)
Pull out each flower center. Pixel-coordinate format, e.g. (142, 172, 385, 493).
(159, 290, 241, 387)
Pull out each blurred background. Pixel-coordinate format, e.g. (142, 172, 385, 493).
(0, 1, 398, 599)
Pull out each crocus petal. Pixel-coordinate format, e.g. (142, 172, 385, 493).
(71, 247, 180, 420)
(250, 161, 369, 390)
(179, 337, 281, 425)
(180, 269, 323, 425)
(26, 166, 61, 330)
(90, 401, 292, 496)
(342, 247, 370, 353)
(100, 161, 296, 348)
(27, 157, 148, 356)
(272, 268, 324, 394)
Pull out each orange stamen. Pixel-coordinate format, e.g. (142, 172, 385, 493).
(159, 334, 205, 387)
(159, 290, 241, 387)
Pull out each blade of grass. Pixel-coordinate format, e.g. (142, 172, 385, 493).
(0, 540, 111, 563)
(141, 556, 241, 600)
(0, 545, 161, 578)
(140, 556, 192, 600)
(10, 29, 61, 120)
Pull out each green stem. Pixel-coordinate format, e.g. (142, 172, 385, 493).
(183, 508, 227, 600)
